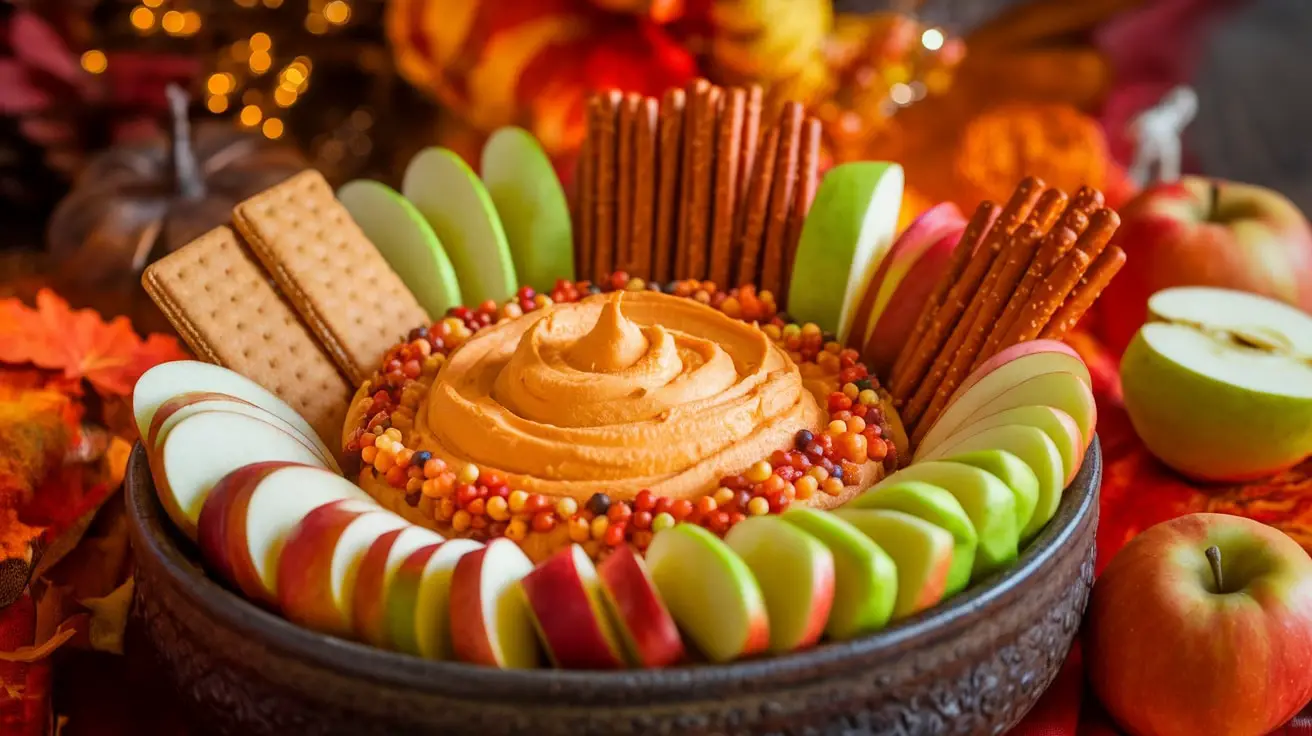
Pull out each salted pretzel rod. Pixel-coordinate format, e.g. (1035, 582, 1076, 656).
(616, 93, 639, 277)
(760, 102, 805, 298)
(783, 117, 822, 302)
(577, 110, 596, 282)
(735, 125, 779, 285)
(593, 90, 622, 281)
(652, 87, 686, 283)
(1024, 188, 1069, 233)
(708, 87, 746, 287)
(889, 201, 1000, 385)
(907, 223, 1051, 439)
(889, 177, 1046, 401)
(974, 195, 1110, 367)
(1040, 246, 1127, 341)
(996, 246, 1094, 350)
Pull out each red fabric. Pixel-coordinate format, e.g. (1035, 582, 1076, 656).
(1010, 333, 1312, 735)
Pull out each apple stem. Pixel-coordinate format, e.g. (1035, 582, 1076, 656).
(1206, 545, 1225, 593)
(1208, 181, 1220, 220)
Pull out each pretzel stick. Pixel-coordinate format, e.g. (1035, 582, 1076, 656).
(889, 201, 1000, 387)
(783, 117, 821, 303)
(1072, 208, 1120, 262)
(677, 79, 711, 277)
(1040, 246, 1127, 340)
(616, 93, 640, 274)
(889, 177, 1045, 401)
(905, 223, 1045, 434)
(709, 87, 745, 288)
(593, 90, 622, 282)
(760, 102, 805, 298)
(653, 88, 686, 283)
(630, 96, 659, 279)
(734, 126, 779, 286)
(736, 84, 764, 243)
(685, 84, 721, 280)
(577, 100, 597, 282)
(1024, 188, 1069, 233)
(996, 247, 1094, 350)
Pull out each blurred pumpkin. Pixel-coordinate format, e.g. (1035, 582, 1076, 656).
(45, 85, 305, 293)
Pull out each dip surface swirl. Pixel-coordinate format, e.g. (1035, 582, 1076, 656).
(415, 291, 825, 501)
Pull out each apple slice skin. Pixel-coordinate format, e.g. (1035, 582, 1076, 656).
(646, 524, 770, 663)
(932, 425, 1065, 543)
(597, 545, 685, 668)
(449, 538, 542, 668)
(133, 360, 333, 461)
(352, 525, 444, 649)
(958, 340, 1090, 398)
(725, 516, 836, 653)
(863, 230, 961, 378)
(919, 405, 1085, 486)
(521, 545, 627, 670)
(943, 450, 1040, 536)
(196, 461, 297, 603)
(338, 179, 462, 317)
(481, 126, 574, 291)
(845, 481, 978, 594)
(833, 509, 955, 619)
(385, 538, 483, 659)
(779, 508, 897, 639)
(787, 162, 905, 343)
(403, 147, 517, 306)
(922, 367, 1096, 455)
(872, 462, 1018, 577)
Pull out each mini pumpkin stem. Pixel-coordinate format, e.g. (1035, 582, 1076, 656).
(166, 83, 206, 201)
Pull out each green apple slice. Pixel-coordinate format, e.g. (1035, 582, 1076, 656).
(389, 538, 483, 659)
(779, 507, 897, 639)
(402, 147, 517, 305)
(787, 162, 904, 343)
(833, 508, 955, 619)
(480, 126, 574, 291)
(338, 179, 462, 317)
(725, 516, 835, 653)
(870, 462, 1017, 577)
(921, 405, 1084, 486)
(645, 524, 769, 662)
(944, 449, 1039, 536)
(932, 425, 1065, 542)
(843, 481, 977, 593)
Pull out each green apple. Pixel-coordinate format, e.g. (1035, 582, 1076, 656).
(1121, 286, 1312, 481)
(725, 516, 835, 652)
(387, 538, 484, 659)
(787, 162, 904, 343)
(402, 147, 517, 305)
(920, 405, 1084, 486)
(868, 461, 1017, 577)
(780, 507, 898, 639)
(833, 509, 955, 619)
(338, 179, 462, 317)
(645, 524, 769, 662)
(931, 424, 1064, 542)
(844, 481, 977, 593)
(920, 340, 1093, 451)
(944, 449, 1040, 535)
(480, 126, 574, 291)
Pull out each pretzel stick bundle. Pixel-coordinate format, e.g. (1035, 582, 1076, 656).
(889, 177, 1046, 401)
(653, 88, 686, 283)
(1040, 246, 1127, 341)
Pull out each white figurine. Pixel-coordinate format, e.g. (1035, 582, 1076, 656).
(1128, 85, 1199, 187)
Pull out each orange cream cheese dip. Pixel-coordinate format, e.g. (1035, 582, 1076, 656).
(343, 277, 906, 562)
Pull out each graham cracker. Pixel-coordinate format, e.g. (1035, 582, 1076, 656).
(141, 226, 352, 446)
(232, 170, 428, 386)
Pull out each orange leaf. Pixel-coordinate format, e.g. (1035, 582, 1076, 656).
(0, 290, 188, 399)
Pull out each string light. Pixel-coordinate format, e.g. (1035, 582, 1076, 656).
(207, 73, 234, 95)
(323, 0, 350, 24)
(921, 28, 945, 51)
(250, 51, 272, 74)
(240, 104, 263, 126)
(250, 32, 272, 52)
(262, 118, 285, 139)
(274, 86, 298, 107)
(889, 83, 913, 106)
(207, 96, 230, 113)
(161, 10, 185, 34)
(180, 11, 202, 35)
(130, 6, 155, 31)
(142, 0, 163, 7)
(80, 50, 107, 74)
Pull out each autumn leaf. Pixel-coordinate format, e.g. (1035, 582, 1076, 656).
(0, 289, 187, 398)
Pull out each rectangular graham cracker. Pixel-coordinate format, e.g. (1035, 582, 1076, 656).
(232, 169, 429, 385)
(142, 226, 353, 446)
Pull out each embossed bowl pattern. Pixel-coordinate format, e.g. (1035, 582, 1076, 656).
(126, 439, 1100, 736)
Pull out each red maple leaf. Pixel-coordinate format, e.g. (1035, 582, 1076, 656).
(0, 290, 188, 398)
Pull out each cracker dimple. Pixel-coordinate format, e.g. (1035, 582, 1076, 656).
(140, 225, 353, 447)
(232, 169, 428, 385)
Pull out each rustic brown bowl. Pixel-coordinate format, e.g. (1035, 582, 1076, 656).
(126, 438, 1100, 736)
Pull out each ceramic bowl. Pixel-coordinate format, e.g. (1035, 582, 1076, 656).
(126, 439, 1100, 736)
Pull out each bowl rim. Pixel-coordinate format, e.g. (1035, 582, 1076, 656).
(127, 437, 1100, 703)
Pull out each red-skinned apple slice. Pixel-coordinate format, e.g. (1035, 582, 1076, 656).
(646, 524, 770, 663)
(449, 538, 542, 668)
(148, 391, 339, 472)
(863, 229, 962, 378)
(155, 411, 329, 539)
(725, 516, 835, 652)
(387, 538, 483, 659)
(952, 372, 1096, 448)
(919, 405, 1085, 485)
(276, 502, 407, 638)
(352, 525, 445, 648)
(596, 545, 684, 668)
(957, 340, 1091, 398)
(847, 202, 966, 351)
(521, 545, 627, 669)
(133, 360, 336, 463)
(931, 424, 1065, 542)
(197, 463, 372, 607)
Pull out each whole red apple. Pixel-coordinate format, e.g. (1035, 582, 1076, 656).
(1086, 513, 1312, 736)
(1098, 176, 1312, 354)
